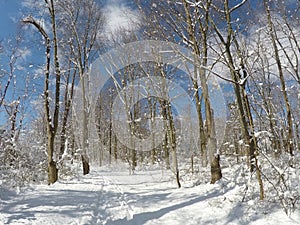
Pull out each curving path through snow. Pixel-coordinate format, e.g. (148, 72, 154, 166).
(0, 166, 299, 225)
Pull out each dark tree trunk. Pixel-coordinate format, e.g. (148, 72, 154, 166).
(82, 154, 90, 175)
(48, 160, 58, 185)
(210, 154, 222, 184)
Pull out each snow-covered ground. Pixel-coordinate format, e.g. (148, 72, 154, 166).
(0, 164, 299, 225)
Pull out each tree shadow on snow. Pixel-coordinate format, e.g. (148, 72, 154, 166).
(106, 186, 234, 225)
(0, 188, 111, 224)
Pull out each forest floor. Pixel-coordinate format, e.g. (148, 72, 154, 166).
(0, 163, 299, 225)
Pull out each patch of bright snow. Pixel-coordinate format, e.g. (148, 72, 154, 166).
(0, 165, 299, 225)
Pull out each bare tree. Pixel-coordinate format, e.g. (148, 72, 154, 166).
(136, 0, 222, 184)
(207, 0, 264, 198)
(263, 0, 295, 156)
(181, 0, 222, 184)
(57, 0, 104, 175)
(23, 0, 61, 184)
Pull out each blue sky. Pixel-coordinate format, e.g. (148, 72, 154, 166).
(0, 0, 297, 40)
(0, 0, 22, 40)
(0, 0, 139, 126)
(0, 0, 298, 127)
(0, 0, 138, 41)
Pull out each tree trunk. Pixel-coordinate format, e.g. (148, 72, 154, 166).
(208, 110, 222, 184)
(23, 9, 61, 185)
(48, 160, 58, 185)
(108, 110, 112, 165)
(47, 132, 58, 184)
(210, 155, 222, 184)
(59, 66, 76, 158)
(264, 1, 294, 156)
(182, 0, 208, 168)
(80, 74, 90, 175)
(131, 149, 137, 169)
(166, 102, 181, 188)
(114, 134, 118, 161)
(159, 66, 181, 187)
(81, 154, 90, 175)
(164, 132, 170, 169)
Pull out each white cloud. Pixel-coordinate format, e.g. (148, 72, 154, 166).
(102, 1, 140, 40)
(16, 47, 32, 60)
(21, 0, 46, 12)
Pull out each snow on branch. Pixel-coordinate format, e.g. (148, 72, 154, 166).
(185, 0, 202, 8)
(230, 0, 248, 13)
(22, 16, 49, 40)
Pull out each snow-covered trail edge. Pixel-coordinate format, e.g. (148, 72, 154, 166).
(0, 169, 131, 225)
(0, 167, 299, 225)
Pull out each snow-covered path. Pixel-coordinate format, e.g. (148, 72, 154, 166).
(0, 166, 299, 225)
(0, 172, 115, 224)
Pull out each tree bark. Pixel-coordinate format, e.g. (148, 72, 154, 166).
(182, 0, 222, 182)
(23, 11, 60, 184)
(264, 0, 294, 156)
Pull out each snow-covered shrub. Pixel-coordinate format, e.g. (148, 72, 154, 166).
(57, 145, 82, 180)
(258, 145, 300, 215)
(0, 124, 48, 189)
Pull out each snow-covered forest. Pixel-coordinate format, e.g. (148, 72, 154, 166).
(0, 0, 299, 224)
